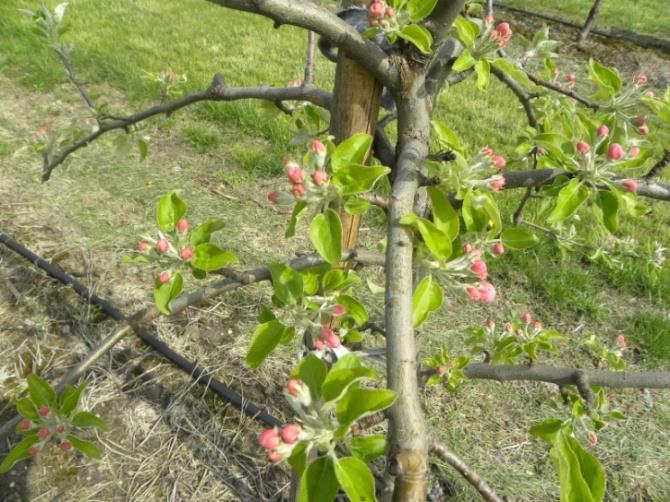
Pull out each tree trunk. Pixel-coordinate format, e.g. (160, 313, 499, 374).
(578, 0, 603, 43)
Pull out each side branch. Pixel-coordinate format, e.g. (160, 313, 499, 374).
(430, 440, 503, 502)
(464, 363, 670, 389)
(206, 0, 399, 88)
(525, 72, 599, 110)
(491, 66, 538, 128)
(425, 0, 468, 46)
(41, 76, 331, 180)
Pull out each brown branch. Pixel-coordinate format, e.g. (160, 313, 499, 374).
(463, 363, 670, 389)
(53, 46, 99, 117)
(577, 0, 603, 44)
(525, 72, 600, 110)
(206, 0, 399, 88)
(491, 66, 538, 128)
(359, 192, 391, 209)
(41, 75, 332, 181)
(0, 249, 384, 441)
(430, 440, 503, 502)
(304, 30, 317, 85)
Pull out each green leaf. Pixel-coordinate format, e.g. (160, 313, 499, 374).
(407, 0, 438, 21)
(547, 178, 589, 225)
(452, 49, 476, 72)
(138, 138, 148, 161)
(351, 434, 386, 462)
(268, 263, 304, 305)
(153, 272, 183, 315)
(285, 200, 308, 238)
(192, 243, 236, 271)
(65, 435, 102, 460)
(453, 16, 480, 48)
(332, 133, 372, 171)
(16, 398, 39, 420)
(332, 164, 390, 195)
(431, 121, 466, 156)
(322, 269, 360, 292)
(322, 363, 377, 402)
(588, 59, 621, 98)
(501, 227, 539, 250)
(297, 354, 328, 401)
(0, 434, 39, 473)
(415, 217, 452, 261)
(397, 24, 433, 54)
(59, 384, 87, 417)
(427, 187, 459, 241)
(530, 418, 563, 444)
(336, 388, 396, 429)
(334, 456, 376, 502)
(156, 191, 187, 233)
(475, 59, 491, 91)
(246, 320, 285, 368)
(301, 272, 320, 296)
(27, 374, 56, 407)
(287, 442, 308, 474)
(491, 58, 533, 88)
(71, 412, 108, 431)
(344, 196, 371, 215)
(335, 295, 368, 325)
(550, 430, 606, 502)
(299, 456, 338, 502)
(309, 209, 342, 265)
(594, 190, 619, 233)
(412, 275, 443, 328)
(190, 220, 225, 247)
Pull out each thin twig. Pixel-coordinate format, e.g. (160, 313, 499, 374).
(525, 72, 599, 110)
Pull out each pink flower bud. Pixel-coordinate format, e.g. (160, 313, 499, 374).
(38, 427, 50, 440)
(19, 419, 31, 430)
(155, 239, 170, 254)
(478, 281, 496, 303)
(632, 116, 646, 127)
(533, 320, 543, 331)
(466, 287, 481, 302)
(291, 184, 306, 198)
(566, 73, 576, 87)
(496, 22, 512, 37)
(492, 155, 506, 169)
(471, 260, 488, 281)
(607, 143, 624, 161)
(267, 450, 284, 462)
(385, 6, 394, 16)
(491, 178, 505, 191)
(492, 243, 505, 256)
(287, 166, 305, 185)
(369, 2, 384, 16)
(484, 14, 494, 24)
(281, 424, 302, 444)
(180, 247, 194, 261)
(319, 326, 335, 340)
(312, 170, 328, 185)
(521, 312, 532, 323)
(628, 146, 640, 158)
(28, 446, 40, 456)
(310, 139, 326, 155)
(38, 407, 50, 417)
(615, 334, 627, 348)
(622, 179, 637, 193)
(267, 191, 279, 204)
(159, 271, 171, 284)
(633, 73, 647, 86)
(138, 241, 150, 252)
(176, 218, 189, 233)
(258, 428, 280, 450)
(57, 425, 66, 434)
(325, 333, 341, 349)
(639, 125, 649, 135)
(463, 243, 474, 254)
(332, 304, 347, 317)
(60, 441, 72, 452)
(481, 146, 494, 157)
(315, 339, 325, 350)
(588, 432, 598, 445)
(436, 365, 447, 376)
(284, 158, 299, 170)
(596, 124, 609, 137)
(286, 379, 301, 397)
(576, 141, 590, 154)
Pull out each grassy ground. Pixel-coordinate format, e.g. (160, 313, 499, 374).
(0, 0, 669, 501)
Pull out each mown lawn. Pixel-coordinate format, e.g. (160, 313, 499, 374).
(0, 1, 669, 500)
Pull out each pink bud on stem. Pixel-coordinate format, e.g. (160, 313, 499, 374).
(175, 218, 189, 233)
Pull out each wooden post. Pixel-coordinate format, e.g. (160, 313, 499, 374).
(330, 0, 384, 253)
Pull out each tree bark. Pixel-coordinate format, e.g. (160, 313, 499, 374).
(578, 0, 603, 44)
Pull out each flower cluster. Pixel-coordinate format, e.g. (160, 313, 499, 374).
(267, 139, 330, 205)
(137, 217, 193, 284)
(258, 423, 305, 462)
(489, 21, 513, 48)
(18, 406, 72, 456)
(368, 0, 394, 30)
(459, 243, 505, 303)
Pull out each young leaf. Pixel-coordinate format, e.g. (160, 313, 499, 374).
(335, 295, 368, 325)
(397, 24, 433, 54)
(350, 434, 386, 462)
(322, 269, 360, 292)
(452, 49, 476, 72)
(59, 383, 87, 417)
(588, 59, 621, 98)
(475, 59, 491, 91)
(268, 263, 304, 305)
(153, 272, 183, 315)
(594, 190, 619, 233)
(71, 411, 108, 431)
(246, 320, 285, 368)
(412, 274, 443, 328)
(501, 228, 539, 250)
(27, 374, 56, 407)
(547, 178, 589, 225)
(322, 366, 377, 402)
(331, 133, 372, 171)
(407, 0, 438, 21)
(15, 398, 39, 420)
(299, 456, 338, 502)
(309, 209, 343, 264)
(416, 217, 452, 261)
(0, 434, 39, 473)
(427, 187, 459, 240)
(431, 121, 466, 155)
(334, 456, 376, 502)
(156, 191, 187, 233)
(530, 418, 563, 444)
(285, 200, 308, 238)
(66, 435, 102, 460)
(332, 164, 390, 195)
(190, 220, 225, 247)
(296, 354, 328, 401)
(192, 243, 236, 271)
(336, 388, 396, 429)
(453, 15, 480, 48)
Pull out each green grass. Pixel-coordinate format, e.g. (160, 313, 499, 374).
(502, 0, 670, 40)
(0, 0, 669, 500)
